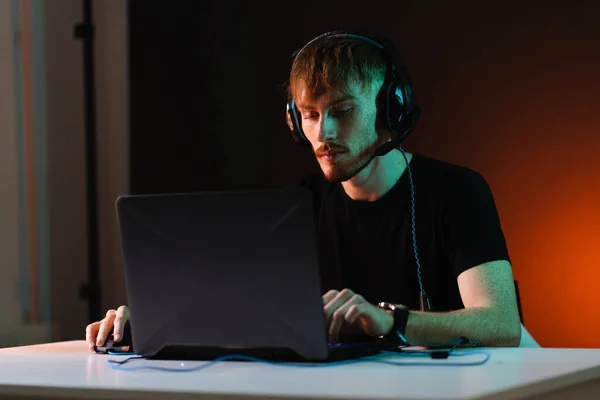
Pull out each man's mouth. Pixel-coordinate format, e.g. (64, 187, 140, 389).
(319, 149, 346, 156)
(320, 150, 346, 161)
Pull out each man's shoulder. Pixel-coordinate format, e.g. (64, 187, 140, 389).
(413, 153, 499, 218)
(414, 153, 489, 189)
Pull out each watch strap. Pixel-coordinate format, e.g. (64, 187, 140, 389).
(390, 306, 409, 337)
(378, 302, 410, 345)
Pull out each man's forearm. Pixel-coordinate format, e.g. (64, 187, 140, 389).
(403, 307, 521, 347)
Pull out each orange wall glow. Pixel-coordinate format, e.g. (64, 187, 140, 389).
(399, 2, 600, 347)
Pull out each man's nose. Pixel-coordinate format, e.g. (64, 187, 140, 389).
(316, 117, 337, 143)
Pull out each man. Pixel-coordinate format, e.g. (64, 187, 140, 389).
(86, 30, 522, 351)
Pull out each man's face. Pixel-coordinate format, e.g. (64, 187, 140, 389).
(295, 80, 384, 183)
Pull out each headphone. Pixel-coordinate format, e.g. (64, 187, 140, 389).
(285, 29, 421, 155)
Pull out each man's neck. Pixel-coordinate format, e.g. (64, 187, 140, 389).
(341, 150, 413, 202)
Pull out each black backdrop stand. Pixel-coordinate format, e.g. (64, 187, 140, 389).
(74, 0, 101, 323)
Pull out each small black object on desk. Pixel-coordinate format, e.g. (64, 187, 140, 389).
(94, 321, 133, 354)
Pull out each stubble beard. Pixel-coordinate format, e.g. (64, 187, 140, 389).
(320, 136, 382, 183)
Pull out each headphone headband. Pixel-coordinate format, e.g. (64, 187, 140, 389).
(299, 31, 385, 51)
(295, 30, 401, 79)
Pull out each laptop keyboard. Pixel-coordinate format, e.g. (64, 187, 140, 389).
(328, 342, 372, 349)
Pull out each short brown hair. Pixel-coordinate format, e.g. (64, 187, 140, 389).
(288, 34, 388, 103)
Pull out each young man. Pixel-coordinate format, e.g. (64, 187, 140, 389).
(284, 30, 521, 347)
(86, 30, 522, 351)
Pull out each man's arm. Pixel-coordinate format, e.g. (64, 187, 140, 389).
(401, 260, 522, 347)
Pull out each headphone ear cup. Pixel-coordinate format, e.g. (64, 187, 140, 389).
(399, 78, 421, 142)
(385, 74, 420, 142)
(286, 99, 310, 145)
(386, 79, 405, 133)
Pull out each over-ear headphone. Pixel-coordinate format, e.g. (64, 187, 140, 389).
(285, 29, 421, 152)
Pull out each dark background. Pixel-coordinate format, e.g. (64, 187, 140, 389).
(126, 0, 600, 347)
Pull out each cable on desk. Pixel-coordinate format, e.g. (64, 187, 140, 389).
(105, 350, 490, 372)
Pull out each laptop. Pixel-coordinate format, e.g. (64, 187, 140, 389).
(115, 186, 400, 362)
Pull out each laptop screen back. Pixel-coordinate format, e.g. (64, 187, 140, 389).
(115, 187, 329, 360)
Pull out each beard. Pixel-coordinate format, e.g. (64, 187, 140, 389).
(318, 136, 382, 184)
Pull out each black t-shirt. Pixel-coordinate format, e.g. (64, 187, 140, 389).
(296, 152, 510, 312)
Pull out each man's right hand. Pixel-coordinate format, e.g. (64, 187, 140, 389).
(85, 305, 129, 352)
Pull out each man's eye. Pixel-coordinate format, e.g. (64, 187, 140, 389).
(333, 108, 352, 116)
(302, 113, 318, 120)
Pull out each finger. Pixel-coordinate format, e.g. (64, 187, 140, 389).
(112, 305, 129, 342)
(96, 310, 116, 346)
(85, 322, 100, 352)
(322, 290, 339, 305)
(345, 303, 367, 326)
(329, 307, 350, 342)
(324, 288, 355, 321)
(329, 295, 364, 341)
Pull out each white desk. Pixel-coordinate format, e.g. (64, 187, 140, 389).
(0, 341, 599, 400)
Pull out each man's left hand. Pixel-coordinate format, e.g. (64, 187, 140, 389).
(323, 288, 393, 342)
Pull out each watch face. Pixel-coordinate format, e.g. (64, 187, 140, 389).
(378, 301, 396, 311)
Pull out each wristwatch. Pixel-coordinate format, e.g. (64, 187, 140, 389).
(377, 301, 410, 345)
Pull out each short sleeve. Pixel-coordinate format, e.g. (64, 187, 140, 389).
(441, 168, 511, 278)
